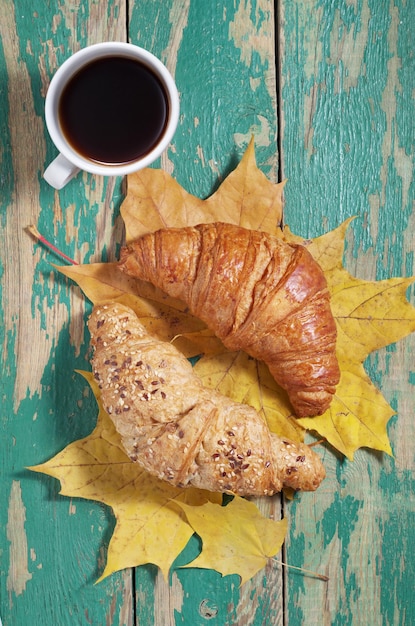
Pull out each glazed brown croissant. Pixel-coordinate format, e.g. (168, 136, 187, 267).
(119, 222, 340, 417)
(88, 302, 325, 496)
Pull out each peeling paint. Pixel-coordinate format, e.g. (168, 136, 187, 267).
(159, 0, 191, 175)
(330, 3, 370, 94)
(196, 145, 206, 168)
(379, 5, 411, 211)
(229, 0, 274, 67)
(116, 570, 133, 626)
(233, 115, 272, 149)
(153, 569, 184, 623)
(164, 0, 191, 77)
(6, 481, 32, 603)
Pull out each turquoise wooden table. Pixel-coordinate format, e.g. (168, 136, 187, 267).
(1, 1, 414, 624)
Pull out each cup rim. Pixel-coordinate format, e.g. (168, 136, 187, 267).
(45, 42, 180, 176)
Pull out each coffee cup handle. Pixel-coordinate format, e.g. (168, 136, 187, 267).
(43, 153, 80, 189)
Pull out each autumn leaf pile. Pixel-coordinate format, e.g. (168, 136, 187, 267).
(31, 140, 415, 583)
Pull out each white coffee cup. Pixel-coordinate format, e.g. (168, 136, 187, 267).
(43, 42, 180, 189)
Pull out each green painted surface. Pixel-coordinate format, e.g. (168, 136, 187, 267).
(1, 0, 414, 624)
(280, 1, 415, 625)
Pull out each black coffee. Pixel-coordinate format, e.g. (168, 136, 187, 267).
(58, 56, 169, 165)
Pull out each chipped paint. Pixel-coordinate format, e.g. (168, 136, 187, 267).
(229, 0, 274, 67)
(160, 0, 191, 174)
(0, 2, 51, 411)
(233, 115, 273, 150)
(116, 570, 133, 626)
(6, 481, 32, 602)
(3, 1, 414, 624)
(379, 4, 411, 210)
(164, 0, 191, 77)
(329, 3, 371, 94)
(281, 2, 415, 623)
(153, 569, 184, 624)
(196, 145, 206, 168)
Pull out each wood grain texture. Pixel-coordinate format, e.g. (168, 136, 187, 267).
(128, 2, 282, 624)
(279, 1, 415, 624)
(1, 0, 414, 625)
(1, 1, 131, 625)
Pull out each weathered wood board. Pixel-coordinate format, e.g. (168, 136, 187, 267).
(280, 2, 415, 625)
(1, 1, 414, 625)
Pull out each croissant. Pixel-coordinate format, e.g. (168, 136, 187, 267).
(88, 302, 325, 496)
(119, 222, 340, 417)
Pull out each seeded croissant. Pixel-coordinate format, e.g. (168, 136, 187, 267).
(119, 222, 340, 417)
(88, 302, 325, 496)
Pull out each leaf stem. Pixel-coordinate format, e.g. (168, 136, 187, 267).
(308, 439, 326, 448)
(27, 225, 78, 265)
(272, 558, 329, 581)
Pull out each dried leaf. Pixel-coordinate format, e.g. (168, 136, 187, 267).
(33, 140, 415, 583)
(121, 137, 284, 241)
(176, 498, 288, 585)
(283, 221, 415, 457)
(59, 262, 217, 357)
(284, 220, 415, 361)
(30, 371, 221, 581)
(192, 349, 304, 443)
(60, 145, 415, 460)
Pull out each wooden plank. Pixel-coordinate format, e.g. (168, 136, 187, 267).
(0, 1, 133, 625)
(127, 1, 282, 624)
(279, 1, 415, 624)
(5, 0, 413, 624)
(1, 1, 283, 625)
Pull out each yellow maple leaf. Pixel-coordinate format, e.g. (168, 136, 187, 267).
(29, 371, 221, 580)
(31, 140, 415, 584)
(176, 498, 288, 585)
(58, 261, 221, 359)
(59, 142, 415, 460)
(191, 348, 303, 443)
(282, 221, 415, 457)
